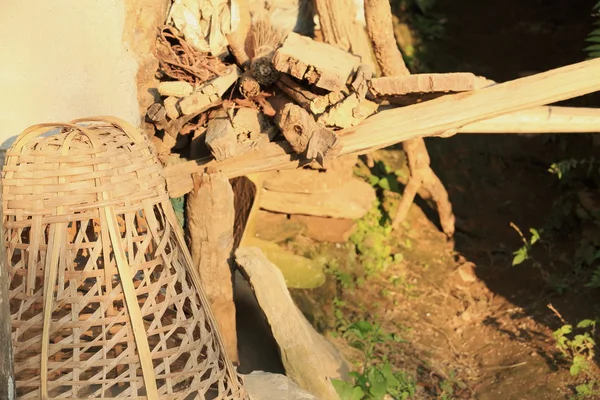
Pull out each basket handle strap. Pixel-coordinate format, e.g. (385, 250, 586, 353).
(70, 116, 145, 143)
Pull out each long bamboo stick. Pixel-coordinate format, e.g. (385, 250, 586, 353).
(165, 58, 600, 197)
(458, 106, 600, 134)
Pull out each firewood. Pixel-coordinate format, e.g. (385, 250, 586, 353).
(147, 103, 167, 122)
(317, 93, 378, 129)
(163, 96, 180, 120)
(351, 63, 375, 99)
(162, 57, 600, 198)
(276, 103, 342, 166)
(206, 111, 238, 161)
(235, 246, 347, 400)
(239, 70, 261, 99)
(157, 80, 194, 97)
(262, 154, 358, 194)
(313, 0, 376, 70)
(226, 0, 252, 67)
(187, 172, 238, 363)
(179, 66, 241, 115)
(272, 32, 361, 92)
(276, 75, 346, 115)
(369, 72, 480, 97)
(260, 177, 376, 219)
(233, 107, 278, 154)
(249, 18, 287, 86)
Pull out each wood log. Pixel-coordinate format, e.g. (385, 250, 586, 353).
(186, 172, 238, 363)
(0, 186, 15, 400)
(276, 75, 346, 115)
(317, 93, 379, 129)
(163, 58, 600, 197)
(163, 96, 180, 120)
(260, 177, 376, 219)
(239, 71, 261, 99)
(235, 246, 343, 400)
(276, 103, 342, 166)
(179, 66, 241, 115)
(272, 32, 361, 92)
(369, 72, 480, 96)
(262, 154, 358, 194)
(206, 111, 238, 161)
(351, 63, 375, 100)
(313, 0, 376, 70)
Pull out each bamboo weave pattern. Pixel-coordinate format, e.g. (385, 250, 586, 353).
(2, 117, 247, 399)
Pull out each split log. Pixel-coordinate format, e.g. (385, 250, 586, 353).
(206, 111, 238, 161)
(235, 246, 344, 400)
(317, 93, 379, 129)
(272, 32, 361, 92)
(276, 103, 342, 166)
(179, 66, 241, 115)
(0, 187, 15, 400)
(351, 64, 375, 100)
(146, 103, 167, 123)
(260, 177, 376, 219)
(262, 154, 358, 194)
(163, 96, 180, 120)
(186, 172, 238, 363)
(163, 58, 600, 197)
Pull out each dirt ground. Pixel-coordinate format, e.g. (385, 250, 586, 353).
(286, 0, 600, 399)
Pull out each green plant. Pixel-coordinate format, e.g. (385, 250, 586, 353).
(437, 370, 466, 400)
(585, 2, 600, 59)
(350, 202, 394, 275)
(510, 223, 542, 267)
(553, 319, 600, 398)
(332, 321, 416, 400)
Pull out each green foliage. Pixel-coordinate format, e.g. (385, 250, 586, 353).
(332, 321, 416, 400)
(553, 319, 600, 398)
(438, 370, 467, 400)
(510, 224, 542, 267)
(585, 2, 600, 59)
(350, 202, 394, 275)
(170, 196, 185, 228)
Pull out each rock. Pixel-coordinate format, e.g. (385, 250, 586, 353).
(254, 210, 306, 242)
(243, 371, 317, 400)
(456, 262, 477, 283)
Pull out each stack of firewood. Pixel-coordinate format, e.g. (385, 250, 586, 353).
(147, 14, 490, 233)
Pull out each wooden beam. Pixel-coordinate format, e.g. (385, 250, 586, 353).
(164, 58, 600, 197)
(0, 186, 15, 400)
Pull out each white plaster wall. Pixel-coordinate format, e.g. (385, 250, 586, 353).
(0, 0, 140, 153)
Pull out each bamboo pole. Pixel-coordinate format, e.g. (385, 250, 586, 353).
(458, 106, 600, 134)
(164, 58, 600, 197)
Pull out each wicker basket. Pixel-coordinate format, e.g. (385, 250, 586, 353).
(2, 117, 247, 399)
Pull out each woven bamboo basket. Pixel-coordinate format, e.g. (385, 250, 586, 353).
(2, 117, 248, 399)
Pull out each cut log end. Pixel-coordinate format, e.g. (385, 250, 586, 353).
(251, 53, 280, 86)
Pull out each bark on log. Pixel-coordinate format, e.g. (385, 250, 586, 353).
(0, 185, 15, 400)
(235, 247, 343, 400)
(272, 32, 361, 92)
(186, 172, 238, 363)
(163, 58, 600, 197)
(363, 0, 410, 76)
(317, 93, 379, 129)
